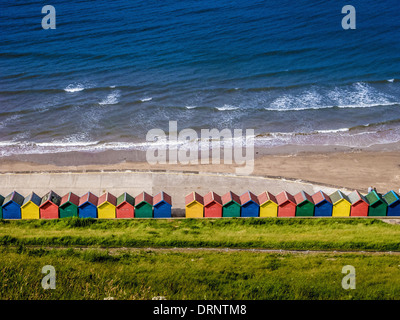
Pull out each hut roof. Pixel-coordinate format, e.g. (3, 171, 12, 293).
(311, 191, 332, 205)
(60, 192, 80, 207)
(329, 190, 350, 205)
(22, 192, 42, 207)
(40, 191, 61, 207)
(4, 191, 24, 206)
(383, 191, 400, 206)
(79, 192, 99, 206)
(153, 191, 172, 206)
(294, 191, 314, 205)
(365, 190, 385, 206)
(257, 191, 277, 205)
(116, 192, 135, 207)
(276, 191, 296, 206)
(240, 191, 259, 205)
(135, 192, 153, 206)
(98, 192, 117, 206)
(348, 190, 368, 205)
(185, 192, 204, 206)
(203, 191, 222, 206)
(0, 195, 4, 206)
(221, 191, 241, 206)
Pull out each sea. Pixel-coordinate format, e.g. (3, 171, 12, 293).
(0, 0, 399, 157)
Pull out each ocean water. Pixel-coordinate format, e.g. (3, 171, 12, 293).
(0, 0, 399, 156)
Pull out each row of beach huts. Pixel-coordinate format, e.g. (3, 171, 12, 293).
(0, 189, 399, 219)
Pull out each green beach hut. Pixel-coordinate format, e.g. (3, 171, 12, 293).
(365, 190, 387, 216)
(294, 191, 315, 217)
(0, 195, 4, 219)
(134, 192, 153, 218)
(221, 191, 241, 217)
(59, 192, 80, 218)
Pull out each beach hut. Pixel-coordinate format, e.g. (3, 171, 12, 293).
(116, 192, 135, 218)
(312, 191, 332, 217)
(294, 191, 315, 217)
(21, 192, 41, 219)
(79, 192, 98, 218)
(276, 191, 296, 217)
(97, 192, 117, 219)
(348, 190, 369, 217)
(59, 192, 80, 218)
(365, 190, 387, 217)
(330, 190, 351, 217)
(258, 192, 278, 217)
(185, 192, 204, 218)
(203, 191, 223, 218)
(221, 191, 241, 218)
(240, 191, 259, 217)
(0, 195, 5, 219)
(135, 192, 153, 218)
(2, 191, 24, 219)
(153, 191, 172, 218)
(40, 191, 61, 219)
(383, 191, 400, 217)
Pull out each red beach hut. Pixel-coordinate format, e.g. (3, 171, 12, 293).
(276, 191, 296, 217)
(203, 191, 223, 218)
(348, 190, 369, 217)
(116, 192, 135, 218)
(40, 191, 61, 219)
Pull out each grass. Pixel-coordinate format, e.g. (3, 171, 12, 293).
(0, 217, 399, 251)
(0, 245, 399, 300)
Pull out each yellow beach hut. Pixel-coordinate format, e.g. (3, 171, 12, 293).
(21, 192, 42, 220)
(185, 192, 204, 218)
(258, 191, 278, 217)
(329, 190, 351, 217)
(97, 192, 117, 219)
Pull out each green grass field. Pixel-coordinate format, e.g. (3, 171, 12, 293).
(0, 218, 399, 300)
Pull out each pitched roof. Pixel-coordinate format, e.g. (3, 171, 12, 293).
(4, 191, 24, 206)
(348, 190, 368, 205)
(40, 190, 61, 207)
(116, 192, 135, 207)
(258, 191, 277, 205)
(294, 191, 314, 205)
(365, 190, 385, 206)
(221, 191, 241, 206)
(98, 192, 117, 206)
(329, 190, 350, 205)
(0, 195, 4, 206)
(311, 191, 332, 205)
(60, 192, 80, 207)
(203, 191, 222, 206)
(22, 192, 42, 207)
(276, 191, 296, 206)
(185, 192, 204, 206)
(79, 192, 99, 206)
(153, 191, 172, 206)
(240, 191, 259, 205)
(383, 191, 400, 206)
(135, 192, 153, 206)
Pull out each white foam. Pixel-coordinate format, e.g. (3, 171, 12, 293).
(99, 90, 120, 105)
(388, 79, 395, 83)
(64, 84, 85, 93)
(185, 105, 197, 109)
(140, 97, 152, 102)
(216, 104, 239, 111)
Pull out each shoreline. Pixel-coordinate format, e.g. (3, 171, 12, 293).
(0, 142, 399, 193)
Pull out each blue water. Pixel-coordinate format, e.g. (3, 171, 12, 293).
(0, 0, 399, 156)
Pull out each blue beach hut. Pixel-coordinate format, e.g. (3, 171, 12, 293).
(312, 191, 333, 217)
(383, 191, 400, 217)
(2, 191, 24, 219)
(153, 191, 172, 218)
(78, 192, 98, 218)
(240, 191, 259, 217)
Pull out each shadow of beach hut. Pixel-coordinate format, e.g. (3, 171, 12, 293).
(276, 191, 296, 217)
(258, 191, 278, 217)
(79, 192, 98, 218)
(185, 192, 204, 218)
(21, 192, 41, 219)
(116, 192, 135, 218)
(383, 190, 400, 217)
(153, 191, 172, 218)
(312, 191, 332, 217)
(221, 191, 241, 218)
(0, 195, 4, 219)
(365, 190, 387, 217)
(2, 191, 24, 219)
